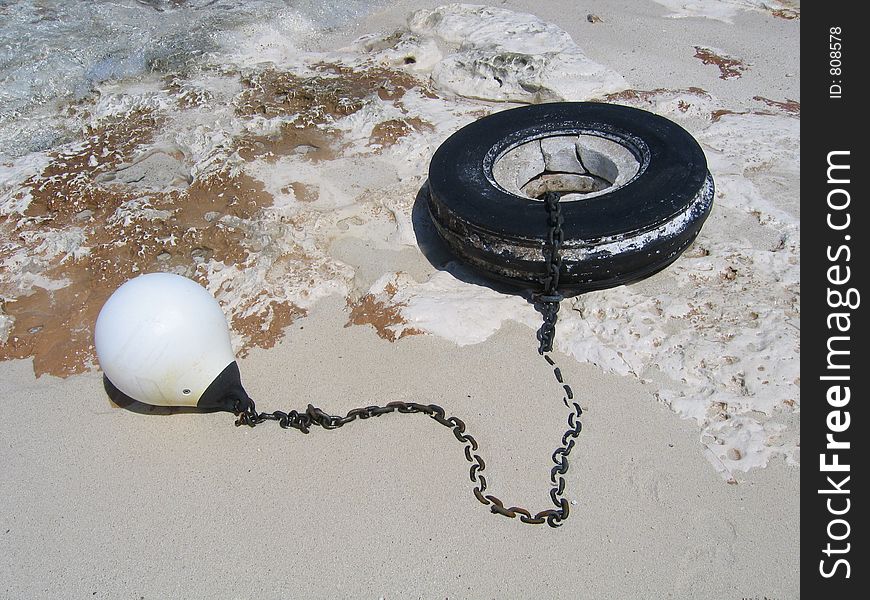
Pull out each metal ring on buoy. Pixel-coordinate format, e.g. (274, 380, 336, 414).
(427, 102, 714, 292)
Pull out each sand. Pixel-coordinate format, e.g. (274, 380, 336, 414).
(1, 297, 799, 598)
(1, 1, 799, 598)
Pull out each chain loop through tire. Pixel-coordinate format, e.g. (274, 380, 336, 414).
(426, 102, 714, 292)
(233, 187, 578, 527)
(233, 349, 579, 528)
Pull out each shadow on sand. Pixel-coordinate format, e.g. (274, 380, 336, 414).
(103, 376, 225, 416)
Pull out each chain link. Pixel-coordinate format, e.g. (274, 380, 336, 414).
(232, 191, 578, 527)
(233, 353, 580, 527)
(535, 192, 564, 354)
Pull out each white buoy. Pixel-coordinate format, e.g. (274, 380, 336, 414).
(95, 273, 245, 408)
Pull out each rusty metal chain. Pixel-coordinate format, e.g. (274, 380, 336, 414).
(535, 191, 564, 354)
(233, 354, 581, 527)
(232, 190, 580, 527)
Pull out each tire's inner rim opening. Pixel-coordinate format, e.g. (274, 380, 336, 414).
(492, 134, 641, 202)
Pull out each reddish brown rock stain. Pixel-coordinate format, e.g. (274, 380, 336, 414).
(752, 96, 800, 115)
(2, 62, 436, 377)
(232, 295, 307, 356)
(286, 182, 319, 203)
(234, 65, 432, 161)
(234, 64, 431, 122)
(711, 97, 800, 122)
(693, 47, 748, 80)
(771, 9, 799, 19)
(345, 281, 422, 342)
(369, 117, 434, 148)
(710, 109, 743, 122)
(0, 112, 293, 377)
(604, 87, 710, 103)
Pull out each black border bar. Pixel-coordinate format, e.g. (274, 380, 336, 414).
(803, 3, 864, 596)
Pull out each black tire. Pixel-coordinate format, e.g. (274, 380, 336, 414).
(427, 102, 714, 293)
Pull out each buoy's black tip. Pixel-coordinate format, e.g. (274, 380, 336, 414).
(197, 361, 250, 412)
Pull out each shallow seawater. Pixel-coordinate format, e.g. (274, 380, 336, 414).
(0, 0, 388, 155)
(0, 1, 799, 478)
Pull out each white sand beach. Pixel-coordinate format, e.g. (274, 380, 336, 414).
(1, 1, 799, 598)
